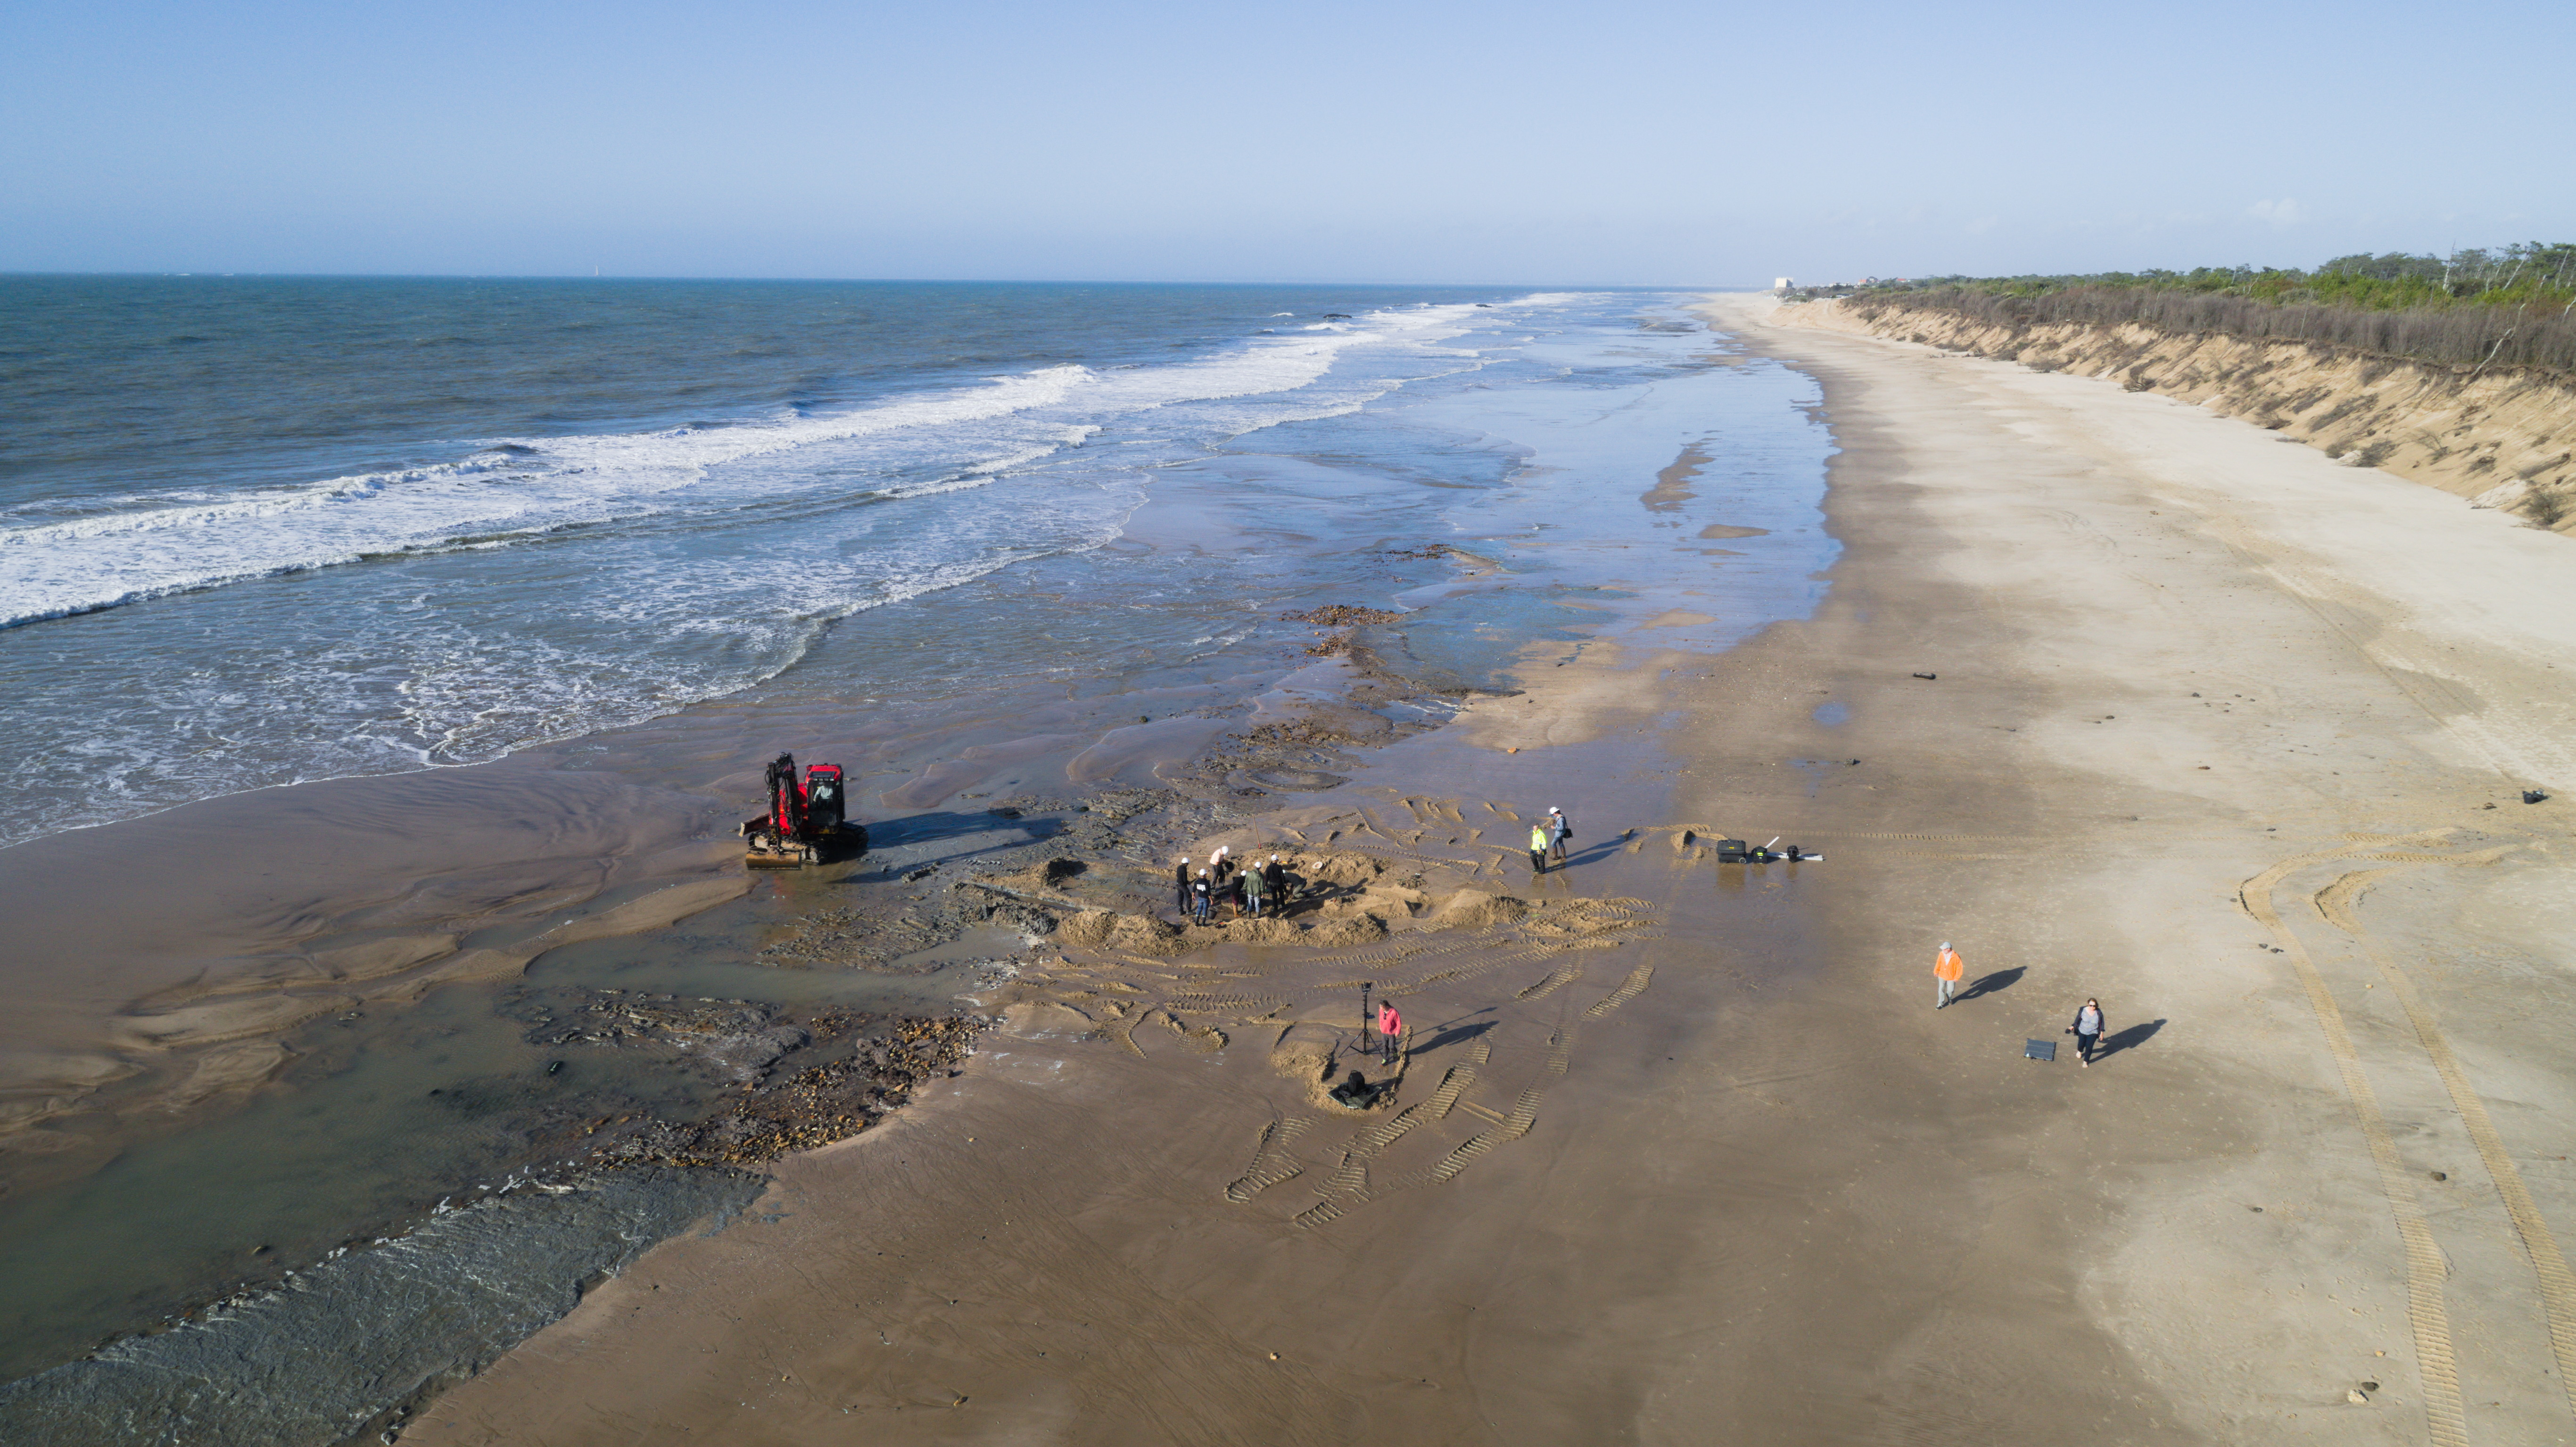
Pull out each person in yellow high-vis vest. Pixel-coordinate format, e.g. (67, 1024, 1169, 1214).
(1933, 941, 1965, 1008)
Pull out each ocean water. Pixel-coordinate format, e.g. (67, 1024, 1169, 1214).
(0, 278, 1832, 848)
(0, 278, 1842, 1388)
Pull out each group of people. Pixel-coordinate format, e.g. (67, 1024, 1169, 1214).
(1527, 806, 1572, 873)
(1174, 847, 1291, 925)
(1933, 941, 2112, 1066)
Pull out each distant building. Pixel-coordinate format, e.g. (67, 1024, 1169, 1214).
(1774, 277, 1794, 291)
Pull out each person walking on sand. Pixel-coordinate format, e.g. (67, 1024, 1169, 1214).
(1933, 941, 1965, 1009)
(1192, 869, 1214, 925)
(1377, 1000, 1403, 1068)
(2067, 998, 2105, 1066)
(1547, 806, 1572, 863)
(1529, 822, 1550, 875)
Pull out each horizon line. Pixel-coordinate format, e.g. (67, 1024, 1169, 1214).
(0, 270, 1768, 290)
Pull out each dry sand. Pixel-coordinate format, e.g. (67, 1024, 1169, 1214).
(389, 292, 2576, 1445)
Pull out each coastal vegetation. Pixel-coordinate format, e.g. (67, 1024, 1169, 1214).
(1776, 245, 2576, 528)
(1838, 243, 2576, 374)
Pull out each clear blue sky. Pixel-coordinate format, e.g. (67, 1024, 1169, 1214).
(4, 0, 2569, 284)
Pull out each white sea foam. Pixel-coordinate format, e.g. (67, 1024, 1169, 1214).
(0, 299, 1508, 628)
(0, 290, 1724, 850)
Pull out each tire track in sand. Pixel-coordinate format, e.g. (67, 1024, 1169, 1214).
(2315, 859, 2576, 1426)
(2244, 844, 2470, 1447)
(1225, 1115, 1311, 1203)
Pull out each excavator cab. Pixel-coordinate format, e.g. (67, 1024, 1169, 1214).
(804, 764, 845, 832)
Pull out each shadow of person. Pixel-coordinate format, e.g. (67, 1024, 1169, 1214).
(1956, 966, 2024, 1003)
(1414, 1019, 1495, 1055)
(2098, 1019, 2165, 1059)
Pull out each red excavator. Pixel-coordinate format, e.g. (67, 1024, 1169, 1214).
(741, 752, 867, 867)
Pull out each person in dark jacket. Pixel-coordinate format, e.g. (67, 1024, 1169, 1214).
(1263, 854, 1289, 910)
(1546, 806, 1572, 863)
(1173, 857, 1193, 915)
(2066, 999, 2105, 1066)
(1192, 870, 1214, 925)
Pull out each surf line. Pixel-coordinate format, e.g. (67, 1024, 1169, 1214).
(2243, 845, 2469, 1447)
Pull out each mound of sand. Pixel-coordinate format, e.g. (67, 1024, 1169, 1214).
(1052, 849, 1623, 963)
(1297, 853, 1390, 890)
(1187, 917, 1305, 946)
(999, 1002, 1094, 1039)
(1056, 910, 1185, 956)
(1521, 898, 1649, 938)
(1059, 904, 1390, 955)
(1430, 889, 1529, 929)
(1299, 914, 1390, 948)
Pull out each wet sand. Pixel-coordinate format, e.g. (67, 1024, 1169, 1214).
(390, 296, 2576, 1444)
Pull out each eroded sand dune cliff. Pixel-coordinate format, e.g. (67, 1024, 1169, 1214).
(1778, 297, 2576, 527)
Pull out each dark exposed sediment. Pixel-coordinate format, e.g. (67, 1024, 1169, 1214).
(578, 1013, 986, 1169)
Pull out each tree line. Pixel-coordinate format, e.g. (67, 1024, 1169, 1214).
(1849, 243, 2576, 374)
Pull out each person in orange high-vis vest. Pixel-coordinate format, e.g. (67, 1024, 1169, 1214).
(1933, 941, 1965, 1009)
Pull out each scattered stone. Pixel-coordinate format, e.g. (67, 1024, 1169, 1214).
(590, 1016, 987, 1170)
(1280, 604, 1404, 627)
(1279, 603, 1405, 656)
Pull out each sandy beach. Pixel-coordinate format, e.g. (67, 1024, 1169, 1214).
(9, 288, 2575, 1445)
(346, 295, 2576, 1445)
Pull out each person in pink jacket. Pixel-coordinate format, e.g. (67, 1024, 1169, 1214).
(1377, 1001, 1403, 1067)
